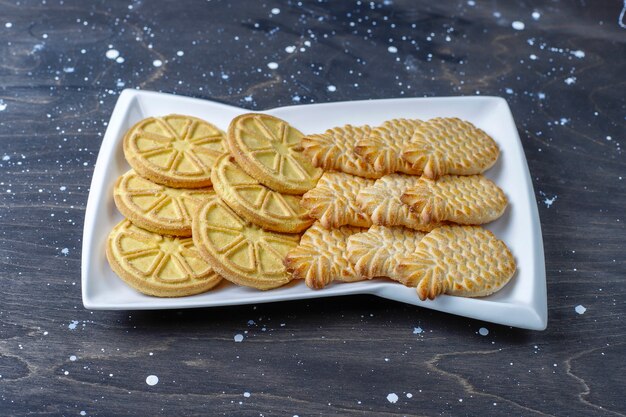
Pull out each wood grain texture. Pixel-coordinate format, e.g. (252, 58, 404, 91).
(0, 0, 624, 416)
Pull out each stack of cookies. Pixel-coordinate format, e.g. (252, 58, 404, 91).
(106, 113, 322, 296)
(106, 113, 516, 302)
(285, 117, 516, 300)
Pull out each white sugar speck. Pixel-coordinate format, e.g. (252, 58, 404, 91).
(479, 327, 489, 336)
(505, 88, 514, 94)
(61, 248, 69, 256)
(2, 155, 9, 161)
(68, 320, 79, 330)
(564, 77, 577, 85)
(69, 355, 77, 361)
(271, 8, 280, 14)
(177, 50, 184, 57)
(529, 54, 538, 60)
(116, 56, 125, 64)
(5, 22, 12, 28)
(544, 195, 557, 208)
(386, 393, 399, 403)
(267, 62, 279, 69)
(327, 85, 336, 92)
(234, 334, 244, 342)
(575, 305, 587, 315)
(0, 101, 7, 111)
(80, 412, 86, 416)
(285, 45, 296, 53)
(413, 327, 423, 334)
(63, 67, 75, 73)
(152, 59, 163, 67)
(243, 392, 251, 398)
(406, 393, 413, 398)
(532, 11, 541, 20)
(146, 375, 159, 386)
(571, 50, 585, 59)
(105, 49, 119, 60)
(388, 46, 398, 53)
(512, 21, 525, 30)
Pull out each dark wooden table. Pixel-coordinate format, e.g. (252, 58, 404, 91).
(1, 1, 624, 416)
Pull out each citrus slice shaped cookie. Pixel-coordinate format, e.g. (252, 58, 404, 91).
(301, 172, 374, 229)
(114, 170, 217, 236)
(346, 226, 426, 280)
(284, 222, 366, 289)
(192, 198, 300, 290)
(302, 124, 385, 178)
(400, 175, 507, 224)
(401, 117, 499, 180)
(123, 114, 227, 188)
(106, 220, 222, 297)
(211, 154, 313, 233)
(356, 174, 446, 232)
(396, 226, 516, 300)
(354, 118, 424, 175)
(227, 113, 322, 194)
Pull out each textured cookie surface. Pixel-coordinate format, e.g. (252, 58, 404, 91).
(114, 170, 217, 237)
(227, 113, 322, 194)
(401, 117, 499, 180)
(284, 222, 365, 289)
(356, 174, 446, 232)
(123, 114, 227, 188)
(301, 172, 374, 228)
(354, 118, 424, 175)
(106, 220, 222, 297)
(211, 154, 313, 233)
(302, 124, 385, 178)
(396, 225, 516, 300)
(401, 175, 507, 224)
(347, 226, 426, 280)
(192, 198, 300, 290)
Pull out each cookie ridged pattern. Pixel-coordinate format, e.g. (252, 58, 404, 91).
(192, 198, 300, 290)
(300, 172, 374, 228)
(227, 113, 322, 194)
(211, 154, 313, 233)
(347, 226, 426, 279)
(284, 222, 366, 289)
(356, 174, 446, 232)
(302, 124, 385, 179)
(106, 220, 222, 297)
(354, 118, 424, 175)
(401, 175, 507, 224)
(396, 226, 516, 300)
(123, 114, 227, 188)
(401, 117, 499, 179)
(114, 169, 216, 237)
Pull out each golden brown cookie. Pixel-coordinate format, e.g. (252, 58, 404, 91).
(401, 117, 499, 180)
(106, 220, 222, 297)
(192, 198, 300, 290)
(114, 169, 217, 237)
(227, 113, 322, 194)
(123, 114, 227, 188)
(302, 124, 385, 178)
(346, 226, 426, 280)
(395, 225, 516, 300)
(284, 222, 366, 289)
(300, 172, 374, 229)
(400, 175, 507, 224)
(356, 174, 446, 232)
(354, 118, 424, 175)
(211, 154, 313, 233)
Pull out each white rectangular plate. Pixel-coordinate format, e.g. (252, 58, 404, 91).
(82, 90, 547, 330)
